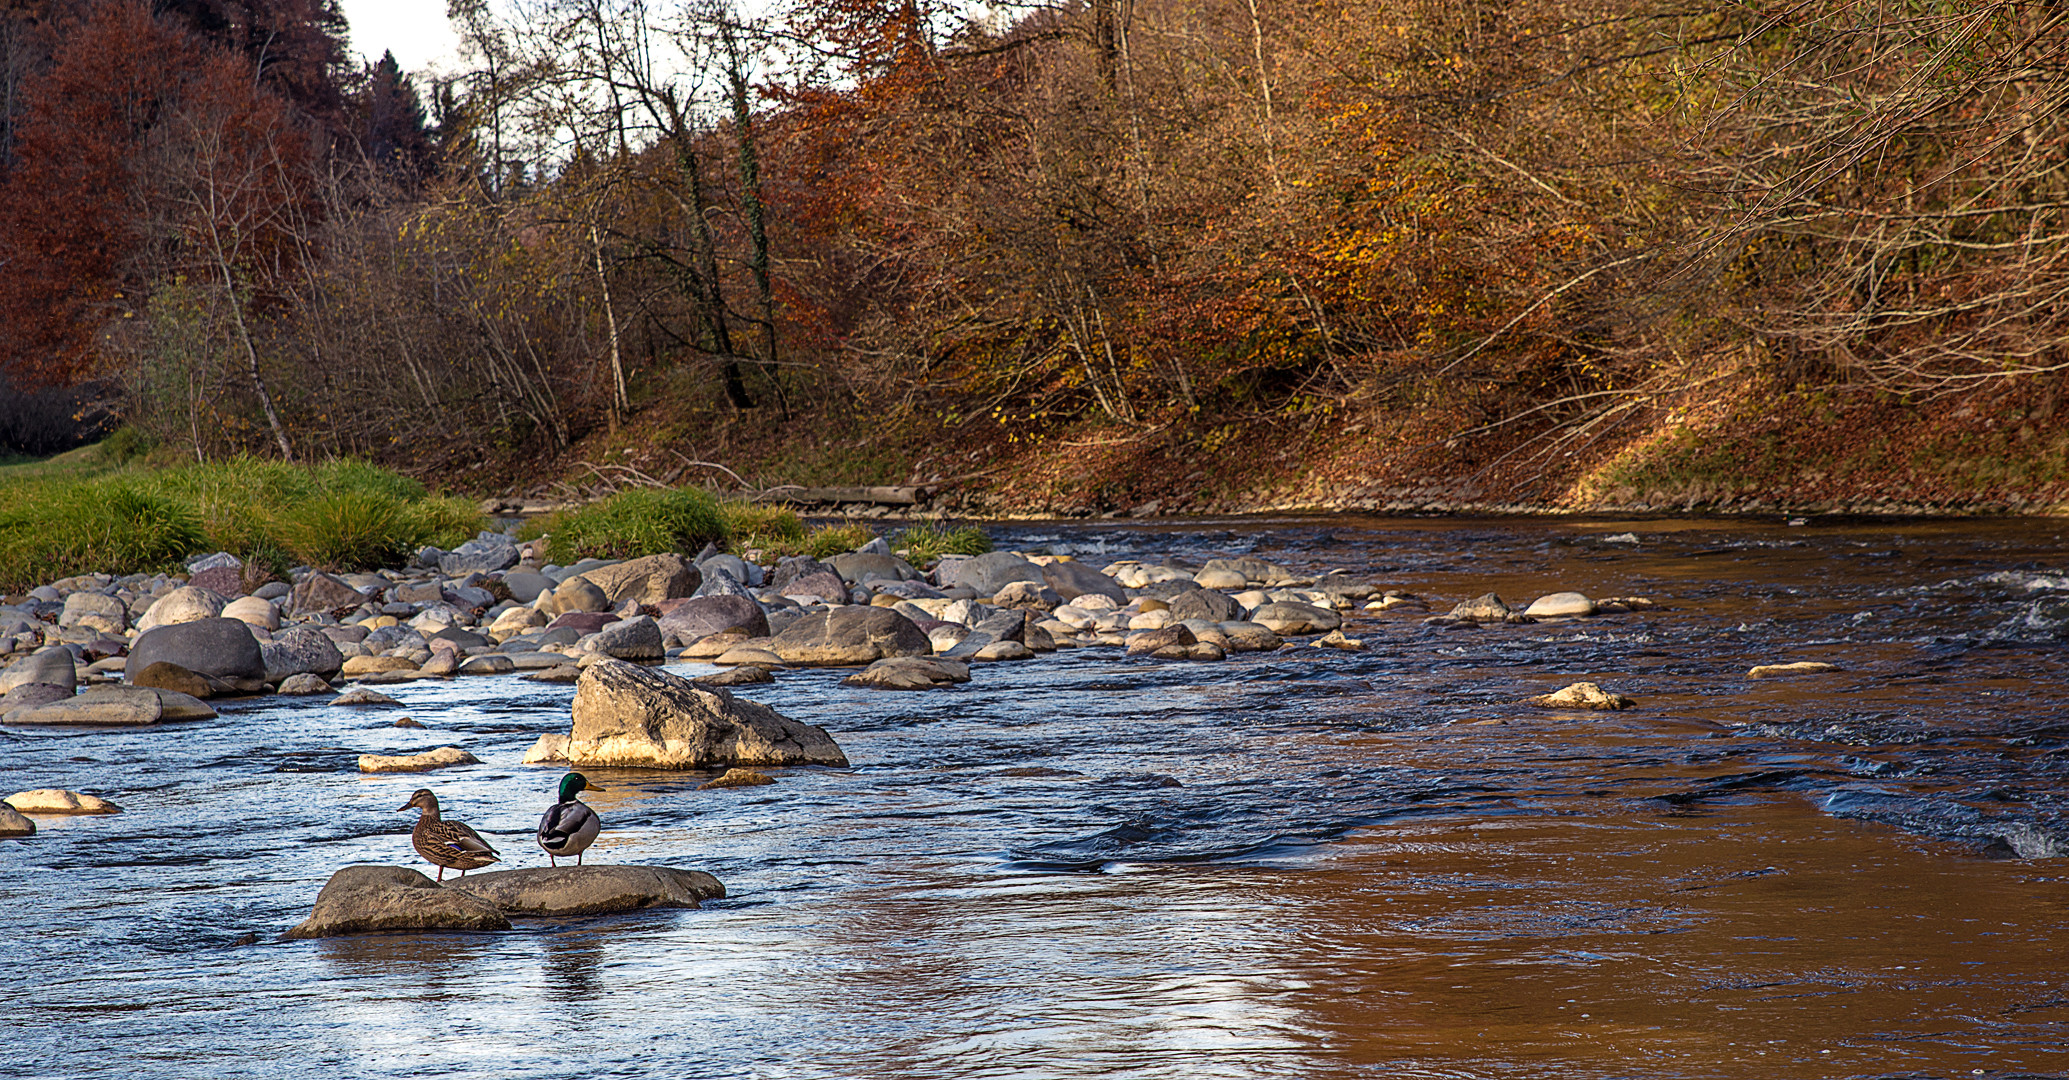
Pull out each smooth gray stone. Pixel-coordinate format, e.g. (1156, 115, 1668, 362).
(128, 618, 264, 681)
(695, 554, 753, 588)
(825, 552, 917, 586)
(1247, 601, 1342, 635)
(0, 646, 78, 693)
(1040, 561, 1127, 604)
(458, 655, 516, 675)
(503, 651, 575, 670)
(938, 552, 1045, 598)
(501, 571, 553, 604)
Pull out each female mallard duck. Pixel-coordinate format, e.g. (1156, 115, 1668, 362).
(399, 789, 501, 880)
(536, 772, 605, 866)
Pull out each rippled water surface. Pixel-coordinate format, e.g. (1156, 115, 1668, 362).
(6, 515, 2069, 1079)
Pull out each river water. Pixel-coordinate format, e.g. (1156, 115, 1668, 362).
(5, 515, 2068, 1079)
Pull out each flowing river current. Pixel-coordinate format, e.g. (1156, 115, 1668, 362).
(6, 515, 2069, 1079)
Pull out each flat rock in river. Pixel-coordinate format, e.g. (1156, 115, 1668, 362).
(76, 683, 216, 720)
(284, 865, 511, 939)
(357, 746, 479, 773)
(4, 789, 121, 814)
(1748, 661, 1842, 679)
(3, 695, 160, 726)
(445, 865, 724, 916)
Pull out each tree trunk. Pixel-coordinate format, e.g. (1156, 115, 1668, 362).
(721, 18, 786, 419)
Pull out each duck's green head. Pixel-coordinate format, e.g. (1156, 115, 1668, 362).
(559, 772, 602, 800)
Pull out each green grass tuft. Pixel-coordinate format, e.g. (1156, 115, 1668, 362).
(0, 456, 486, 589)
(717, 501, 806, 552)
(522, 487, 726, 563)
(891, 521, 993, 564)
(275, 493, 417, 571)
(801, 523, 878, 559)
(0, 478, 205, 590)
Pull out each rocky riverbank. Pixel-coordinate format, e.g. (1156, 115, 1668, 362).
(1, 526, 1657, 745)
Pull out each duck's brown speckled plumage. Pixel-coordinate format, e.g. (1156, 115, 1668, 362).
(400, 789, 500, 880)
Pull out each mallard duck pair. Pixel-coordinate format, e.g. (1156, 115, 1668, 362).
(399, 774, 605, 879)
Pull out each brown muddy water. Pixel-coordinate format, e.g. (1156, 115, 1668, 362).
(4, 515, 2068, 1079)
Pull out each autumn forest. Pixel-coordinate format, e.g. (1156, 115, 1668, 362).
(2, 0, 2066, 514)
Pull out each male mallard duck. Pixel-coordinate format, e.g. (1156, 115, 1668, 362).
(536, 772, 605, 866)
(399, 788, 501, 881)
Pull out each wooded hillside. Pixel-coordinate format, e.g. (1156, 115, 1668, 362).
(4, 0, 2066, 513)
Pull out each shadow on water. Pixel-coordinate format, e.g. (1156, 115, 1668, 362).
(6, 515, 2069, 1078)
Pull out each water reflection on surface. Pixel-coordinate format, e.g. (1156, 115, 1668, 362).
(5, 515, 2069, 1078)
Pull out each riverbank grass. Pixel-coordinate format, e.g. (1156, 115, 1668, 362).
(0, 453, 485, 590)
(518, 487, 728, 563)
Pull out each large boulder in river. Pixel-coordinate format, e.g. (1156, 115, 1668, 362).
(134, 586, 225, 633)
(284, 865, 511, 939)
(1042, 560, 1127, 604)
(568, 658, 848, 768)
(656, 595, 769, 642)
(445, 865, 724, 916)
(576, 553, 701, 605)
(939, 551, 1046, 598)
(769, 606, 930, 666)
(128, 618, 264, 683)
